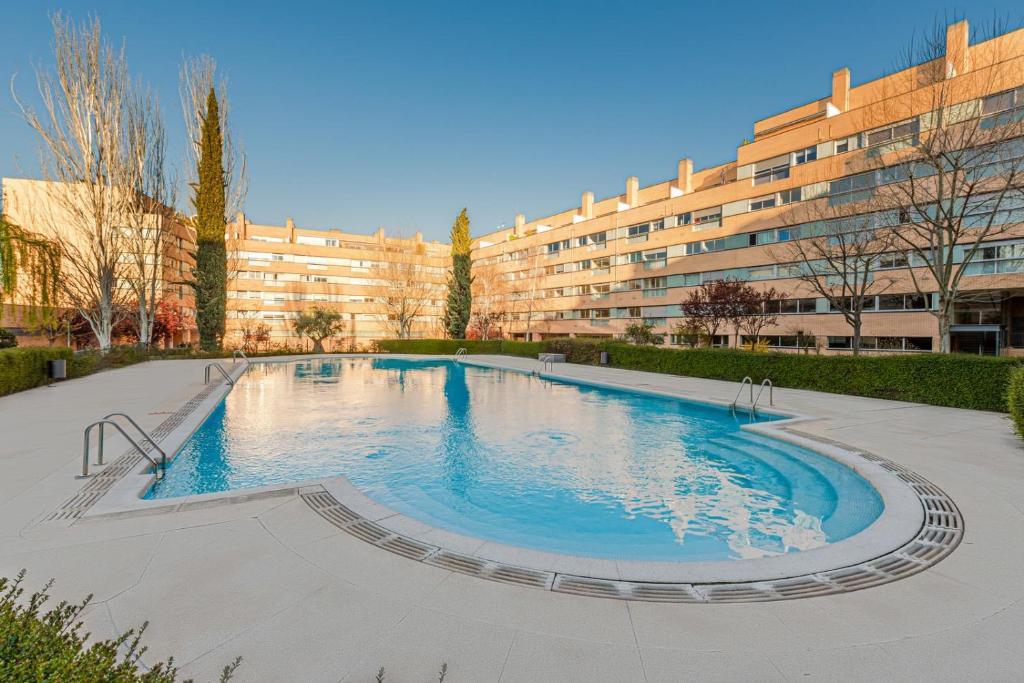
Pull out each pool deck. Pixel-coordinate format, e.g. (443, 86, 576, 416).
(1, 354, 1023, 681)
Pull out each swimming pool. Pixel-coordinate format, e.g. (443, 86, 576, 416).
(146, 358, 883, 563)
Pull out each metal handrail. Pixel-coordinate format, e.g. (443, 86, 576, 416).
(103, 413, 168, 466)
(753, 379, 774, 409)
(232, 350, 250, 365)
(453, 348, 468, 363)
(205, 362, 235, 385)
(730, 376, 753, 410)
(82, 420, 166, 478)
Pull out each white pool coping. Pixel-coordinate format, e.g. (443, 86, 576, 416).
(85, 353, 929, 586)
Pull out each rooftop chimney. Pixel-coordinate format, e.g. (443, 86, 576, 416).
(626, 176, 639, 208)
(675, 159, 693, 196)
(830, 68, 850, 113)
(581, 191, 594, 220)
(945, 20, 970, 78)
(514, 213, 525, 237)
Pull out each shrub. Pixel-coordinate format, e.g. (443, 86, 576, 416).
(0, 328, 17, 348)
(622, 322, 664, 346)
(0, 570, 240, 682)
(0, 346, 72, 396)
(1008, 366, 1024, 436)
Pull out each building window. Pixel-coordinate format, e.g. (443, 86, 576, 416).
(865, 119, 919, 147)
(677, 212, 692, 226)
(794, 147, 817, 165)
(693, 208, 722, 228)
(750, 195, 776, 211)
(779, 188, 802, 205)
(982, 89, 1019, 115)
(627, 223, 650, 237)
(753, 163, 790, 185)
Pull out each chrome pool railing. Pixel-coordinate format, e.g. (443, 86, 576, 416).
(205, 362, 235, 386)
(232, 349, 250, 365)
(453, 348, 468, 363)
(82, 414, 167, 478)
(753, 378, 774, 409)
(730, 376, 753, 412)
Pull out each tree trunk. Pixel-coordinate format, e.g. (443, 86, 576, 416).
(851, 321, 861, 357)
(938, 311, 951, 354)
(312, 338, 324, 353)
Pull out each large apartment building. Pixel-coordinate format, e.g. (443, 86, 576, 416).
(226, 214, 449, 350)
(1, 177, 198, 347)
(472, 21, 1024, 355)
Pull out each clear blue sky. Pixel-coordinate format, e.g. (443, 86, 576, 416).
(1, 1, 1021, 241)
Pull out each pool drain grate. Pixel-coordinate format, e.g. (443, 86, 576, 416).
(299, 442, 963, 603)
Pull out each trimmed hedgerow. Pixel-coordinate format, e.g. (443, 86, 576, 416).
(547, 340, 1017, 412)
(377, 338, 1017, 413)
(1007, 366, 1024, 435)
(0, 347, 72, 396)
(373, 339, 545, 358)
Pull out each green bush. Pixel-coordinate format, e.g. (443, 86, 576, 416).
(1008, 366, 1024, 435)
(0, 570, 240, 682)
(0, 328, 17, 348)
(0, 347, 72, 396)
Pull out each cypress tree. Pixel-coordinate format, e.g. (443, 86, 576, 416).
(193, 88, 227, 350)
(443, 208, 472, 339)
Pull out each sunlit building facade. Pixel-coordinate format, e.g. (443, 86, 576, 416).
(471, 21, 1024, 355)
(225, 214, 449, 350)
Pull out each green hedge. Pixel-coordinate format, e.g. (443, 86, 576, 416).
(1008, 366, 1024, 434)
(544, 340, 1017, 412)
(376, 338, 1018, 413)
(374, 339, 545, 358)
(0, 347, 73, 396)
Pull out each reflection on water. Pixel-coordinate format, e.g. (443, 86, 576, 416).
(147, 359, 881, 562)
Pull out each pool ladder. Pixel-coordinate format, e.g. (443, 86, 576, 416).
(81, 412, 167, 478)
(232, 349, 250, 365)
(205, 362, 235, 386)
(730, 377, 773, 415)
(453, 347, 468, 363)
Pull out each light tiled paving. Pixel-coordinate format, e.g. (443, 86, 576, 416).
(0, 355, 1022, 681)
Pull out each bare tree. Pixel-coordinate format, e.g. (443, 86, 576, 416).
(13, 14, 139, 349)
(775, 211, 899, 355)
(122, 85, 176, 347)
(854, 19, 1024, 352)
(514, 250, 545, 341)
(469, 262, 508, 340)
(371, 247, 443, 339)
(678, 279, 747, 345)
(733, 285, 785, 346)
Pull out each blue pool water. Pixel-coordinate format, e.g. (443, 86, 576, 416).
(146, 359, 883, 562)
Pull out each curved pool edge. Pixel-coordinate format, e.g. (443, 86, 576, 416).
(81, 354, 962, 601)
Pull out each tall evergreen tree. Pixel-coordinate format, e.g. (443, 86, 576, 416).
(443, 208, 472, 339)
(193, 87, 227, 350)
